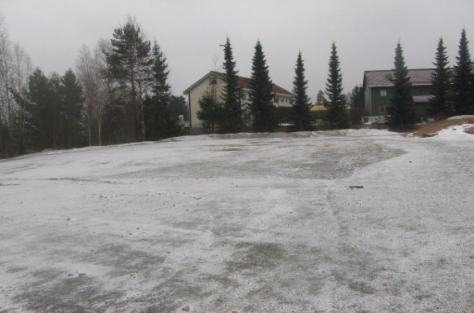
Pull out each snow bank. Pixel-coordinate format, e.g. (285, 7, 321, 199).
(447, 115, 474, 120)
(435, 123, 474, 140)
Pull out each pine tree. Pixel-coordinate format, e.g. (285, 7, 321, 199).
(316, 90, 325, 104)
(170, 95, 188, 121)
(387, 43, 417, 128)
(325, 43, 348, 129)
(143, 42, 179, 140)
(24, 69, 86, 150)
(48, 73, 64, 148)
(150, 42, 170, 104)
(349, 86, 364, 109)
(452, 29, 473, 115)
(349, 85, 364, 125)
(430, 38, 453, 118)
(198, 92, 221, 133)
(24, 68, 54, 149)
(249, 41, 275, 132)
(292, 52, 311, 131)
(106, 19, 152, 141)
(220, 38, 241, 133)
(60, 69, 85, 148)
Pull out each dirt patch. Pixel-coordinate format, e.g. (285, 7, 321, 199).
(412, 117, 474, 137)
(226, 242, 287, 273)
(348, 281, 377, 295)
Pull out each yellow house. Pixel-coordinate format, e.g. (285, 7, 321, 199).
(183, 71, 293, 132)
(310, 103, 327, 113)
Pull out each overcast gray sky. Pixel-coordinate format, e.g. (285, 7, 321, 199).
(1, 0, 473, 99)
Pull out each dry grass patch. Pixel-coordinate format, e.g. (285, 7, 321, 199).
(412, 117, 474, 137)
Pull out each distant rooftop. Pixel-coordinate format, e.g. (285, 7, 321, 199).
(364, 68, 434, 87)
(213, 72, 293, 96)
(184, 71, 293, 96)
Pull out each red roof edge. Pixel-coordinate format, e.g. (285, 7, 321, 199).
(215, 72, 293, 96)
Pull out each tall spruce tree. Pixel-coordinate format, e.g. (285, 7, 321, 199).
(143, 42, 179, 139)
(249, 41, 275, 132)
(220, 38, 241, 133)
(48, 73, 63, 148)
(24, 69, 55, 149)
(430, 38, 453, 118)
(24, 68, 86, 150)
(349, 85, 364, 125)
(452, 29, 473, 115)
(387, 43, 417, 128)
(106, 19, 152, 141)
(150, 42, 170, 104)
(60, 69, 85, 148)
(292, 52, 311, 131)
(325, 43, 348, 129)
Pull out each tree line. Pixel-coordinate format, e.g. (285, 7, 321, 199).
(0, 17, 186, 158)
(1, 14, 473, 157)
(198, 39, 349, 133)
(199, 29, 474, 132)
(387, 29, 474, 128)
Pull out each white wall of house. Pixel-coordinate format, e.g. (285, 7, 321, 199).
(188, 75, 225, 129)
(186, 72, 293, 131)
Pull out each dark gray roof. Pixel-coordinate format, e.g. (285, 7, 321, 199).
(364, 68, 434, 87)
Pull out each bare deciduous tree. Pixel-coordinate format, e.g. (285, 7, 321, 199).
(0, 15, 13, 127)
(0, 14, 32, 155)
(76, 42, 109, 146)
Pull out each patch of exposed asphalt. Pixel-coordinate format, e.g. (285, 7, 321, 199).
(13, 270, 123, 313)
(225, 242, 287, 273)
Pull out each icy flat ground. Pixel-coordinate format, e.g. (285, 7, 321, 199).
(0, 130, 473, 313)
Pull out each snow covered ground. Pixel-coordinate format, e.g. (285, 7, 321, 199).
(0, 129, 473, 313)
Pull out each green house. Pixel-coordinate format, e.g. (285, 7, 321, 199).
(362, 68, 433, 123)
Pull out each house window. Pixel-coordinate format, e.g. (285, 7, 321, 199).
(380, 89, 387, 97)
